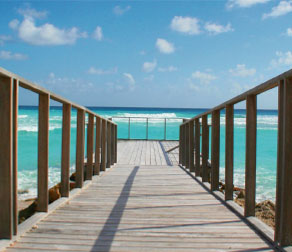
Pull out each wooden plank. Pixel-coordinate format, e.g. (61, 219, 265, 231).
(245, 95, 257, 217)
(37, 93, 50, 212)
(225, 104, 234, 201)
(101, 120, 107, 171)
(60, 103, 71, 197)
(276, 77, 292, 246)
(0, 76, 13, 239)
(107, 122, 111, 168)
(86, 114, 94, 180)
(194, 119, 200, 177)
(189, 121, 194, 172)
(12, 79, 18, 235)
(202, 115, 209, 182)
(94, 117, 101, 175)
(211, 110, 220, 191)
(75, 109, 85, 188)
(275, 80, 284, 242)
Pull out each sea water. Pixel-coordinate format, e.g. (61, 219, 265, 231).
(17, 106, 277, 202)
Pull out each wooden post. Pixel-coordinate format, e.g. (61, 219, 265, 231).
(111, 123, 115, 165)
(275, 80, 284, 242)
(185, 123, 190, 169)
(189, 120, 194, 172)
(107, 122, 111, 168)
(86, 114, 94, 180)
(12, 79, 18, 235)
(245, 95, 257, 217)
(179, 125, 182, 164)
(211, 110, 220, 191)
(275, 77, 292, 246)
(195, 118, 200, 176)
(0, 76, 13, 239)
(60, 103, 71, 197)
(37, 93, 50, 212)
(225, 104, 234, 200)
(75, 109, 85, 188)
(114, 125, 117, 163)
(202, 115, 209, 182)
(101, 120, 107, 171)
(94, 117, 101, 175)
(182, 124, 186, 167)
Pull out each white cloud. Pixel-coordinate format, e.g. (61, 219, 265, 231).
(144, 75, 154, 81)
(158, 66, 178, 72)
(0, 35, 12, 45)
(88, 67, 117, 75)
(229, 64, 256, 77)
(271, 51, 292, 67)
(142, 60, 157, 73)
(226, 0, 270, 9)
(0, 50, 28, 60)
(18, 7, 47, 19)
(123, 73, 135, 91)
(191, 71, 217, 84)
(155, 38, 175, 54)
(93, 26, 103, 41)
(170, 16, 200, 35)
(13, 17, 87, 46)
(9, 19, 20, 30)
(262, 1, 292, 19)
(113, 6, 131, 16)
(287, 27, 292, 36)
(204, 22, 233, 35)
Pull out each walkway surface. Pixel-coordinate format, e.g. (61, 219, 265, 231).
(5, 140, 276, 251)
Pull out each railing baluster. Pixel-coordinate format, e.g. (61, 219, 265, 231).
(86, 114, 94, 180)
(202, 115, 209, 182)
(111, 123, 115, 165)
(164, 118, 167, 140)
(195, 118, 200, 176)
(115, 125, 118, 163)
(94, 117, 101, 175)
(60, 103, 71, 197)
(12, 79, 18, 235)
(245, 95, 257, 216)
(0, 76, 13, 239)
(189, 121, 194, 172)
(179, 125, 182, 164)
(185, 123, 190, 169)
(107, 122, 111, 168)
(211, 110, 220, 191)
(182, 124, 186, 167)
(275, 77, 292, 246)
(225, 104, 234, 200)
(76, 109, 85, 188)
(37, 93, 50, 212)
(101, 119, 107, 171)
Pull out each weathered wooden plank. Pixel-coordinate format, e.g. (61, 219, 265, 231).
(75, 109, 85, 188)
(211, 110, 220, 191)
(194, 119, 200, 177)
(202, 115, 209, 182)
(101, 119, 107, 171)
(37, 93, 50, 212)
(245, 95, 257, 217)
(60, 103, 71, 197)
(225, 104, 234, 200)
(0, 76, 13, 239)
(94, 117, 101, 175)
(12, 79, 18, 235)
(86, 114, 94, 180)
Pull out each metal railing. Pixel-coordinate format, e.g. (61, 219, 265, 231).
(0, 67, 117, 239)
(179, 68, 292, 246)
(111, 116, 185, 140)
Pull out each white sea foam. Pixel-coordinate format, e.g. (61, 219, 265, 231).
(18, 115, 28, 118)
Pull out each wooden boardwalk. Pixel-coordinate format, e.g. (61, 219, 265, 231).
(5, 140, 276, 252)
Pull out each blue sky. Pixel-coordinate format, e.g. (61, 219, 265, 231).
(0, 0, 292, 109)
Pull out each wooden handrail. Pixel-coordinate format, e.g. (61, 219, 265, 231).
(0, 67, 118, 239)
(179, 68, 292, 247)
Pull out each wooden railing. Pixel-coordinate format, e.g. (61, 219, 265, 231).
(0, 67, 117, 239)
(179, 68, 292, 246)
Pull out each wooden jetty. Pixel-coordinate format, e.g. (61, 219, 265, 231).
(1, 67, 292, 251)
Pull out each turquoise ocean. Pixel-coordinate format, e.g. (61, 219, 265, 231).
(18, 106, 277, 202)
